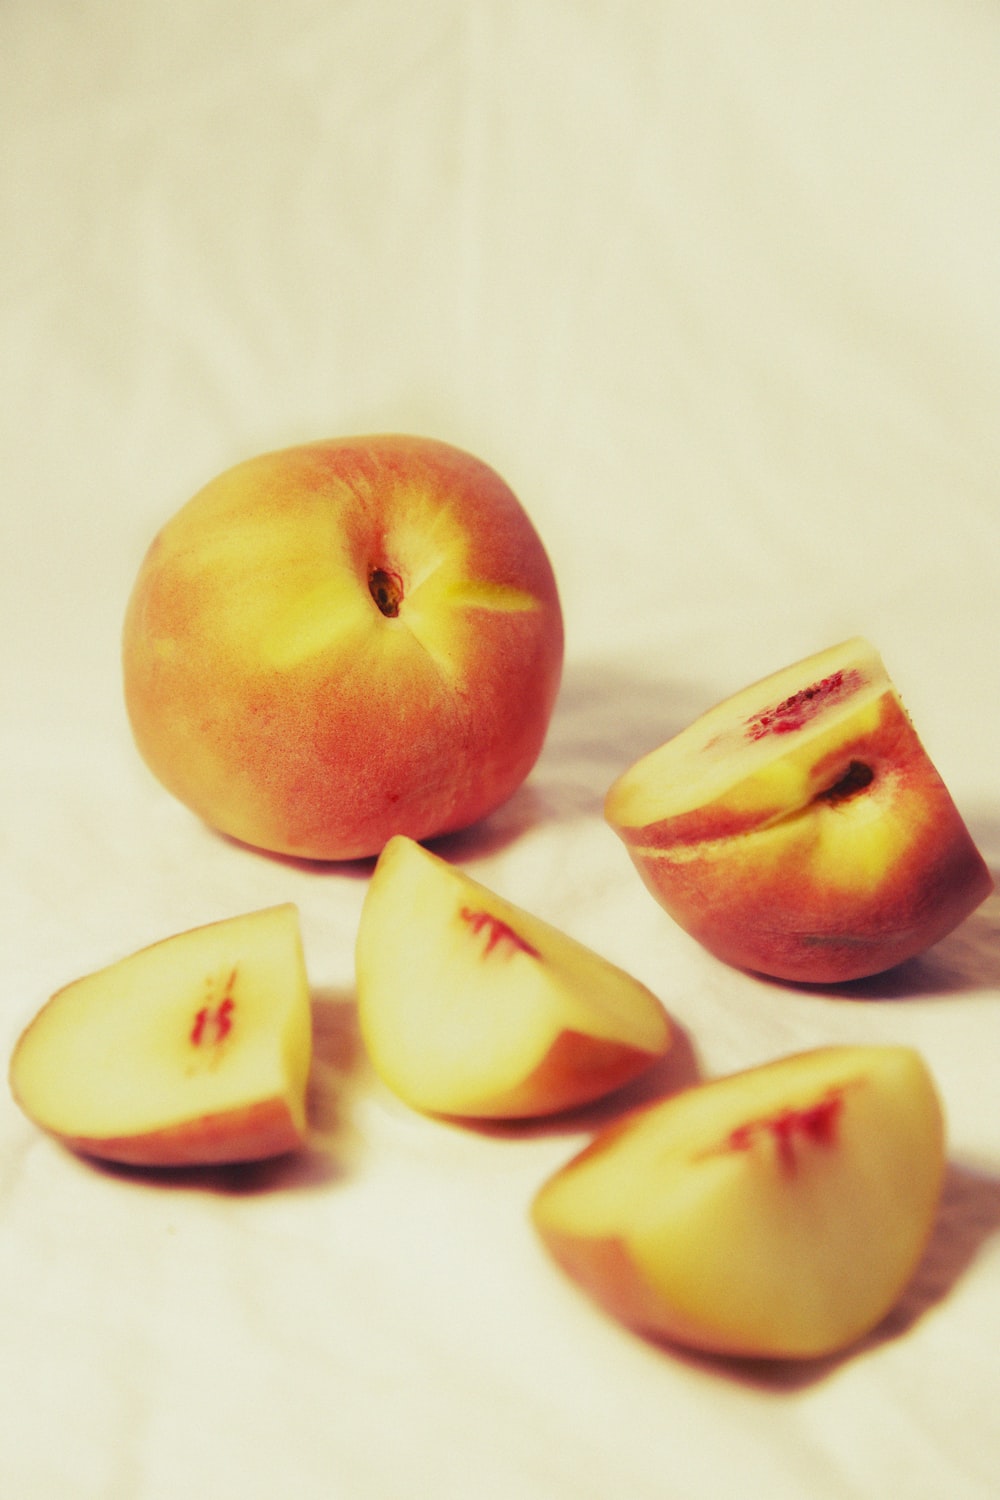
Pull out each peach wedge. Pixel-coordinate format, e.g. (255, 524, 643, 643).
(532, 1045, 946, 1361)
(605, 637, 992, 983)
(355, 835, 671, 1119)
(9, 905, 312, 1167)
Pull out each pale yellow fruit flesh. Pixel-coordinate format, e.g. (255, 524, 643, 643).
(9, 905, 312, 1166)
(355, 835, 671, 1118)
(532, 1046, 945, 1360)
(606, 637, 888, 831)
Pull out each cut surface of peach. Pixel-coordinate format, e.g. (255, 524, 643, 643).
(355, 835, 671, 1119)
(9, 905, 312, 1167)
(532, 1045, 945, 1360)
(608, 638, 892, 832)
(605, 637, 993, 982)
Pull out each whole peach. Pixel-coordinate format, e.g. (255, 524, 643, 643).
(122, 435, 563, 860)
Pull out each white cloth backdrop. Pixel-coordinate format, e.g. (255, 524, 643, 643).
(2, 4, 999, 1497)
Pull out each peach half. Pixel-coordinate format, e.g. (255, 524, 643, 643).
(122, 434, 563, 861)
(9, 905, 312, 1167)
(532, 1045, 945, 1361)
(605, 637, 992, 983)
(355, 835, 671, 1119)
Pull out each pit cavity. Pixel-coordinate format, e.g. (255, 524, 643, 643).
(744, 668, 863, 742)
(725, 1088, 846, 1174)
(459, 907, 540, 960)
(816, 759, 875, 804)
(190, 969, 237, 1047)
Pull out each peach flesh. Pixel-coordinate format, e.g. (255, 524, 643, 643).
(458, 907, 541, 958)
(9, 905, 312, 1168)
(532, 1045, 946, 1360)
(354, 835, 671, 1119)
(742, 668, 863, 742)
(723, 1088, 845, 1169)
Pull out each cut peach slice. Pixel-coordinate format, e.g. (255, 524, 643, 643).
(605, 637, 992, 982)
(9, 905, 312, 1167)
(532, 1045, 945, 1360)
(355, 835, 671, 1119)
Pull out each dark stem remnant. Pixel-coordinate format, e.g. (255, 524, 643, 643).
(369, 567, 404, 618)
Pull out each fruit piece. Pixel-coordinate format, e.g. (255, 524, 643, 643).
(122, 434, 563, 861)
(8, 906, 312, 1167)
(532, 1045, 945, 1360)
(605, 637, 992, 983)
(355, 835, 671, 1119)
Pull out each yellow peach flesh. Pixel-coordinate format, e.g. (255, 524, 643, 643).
(9, 905, 312, 1167)
(355, 836, 670, 1118)
(532, 1045, 945, 1360)
(606, 638, 887, 837)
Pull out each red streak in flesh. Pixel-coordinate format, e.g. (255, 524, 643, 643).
(190, 970, 237, 1046)
(744, 668, 862, 742)
(459, 907, 540, 959)
(726, 1089, 845, 1174)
